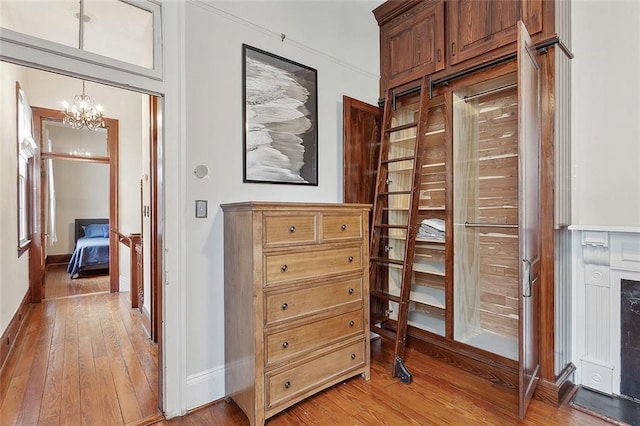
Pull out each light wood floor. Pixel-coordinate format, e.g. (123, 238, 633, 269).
(44, 264, 110, 299)
(2, 286, 612, 425)
(156, 336, 612, 426)
(0, 292, 160, 425)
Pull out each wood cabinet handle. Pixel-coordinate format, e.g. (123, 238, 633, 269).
(289, 226, 296, 233)
(350, 353, 356, 360)
(349, 320, 355, 327)
(437, 48, 441, 62)
(282, 341, 289, 349)
(341, 224, 347, 231)
(348, 288, 354, 295)
(348, 256, 354, 263)
(281, 303, 288, 311)
(451, 42, 456, 56)
(281, 264, 288, 272)
(284, 381, 291, 389)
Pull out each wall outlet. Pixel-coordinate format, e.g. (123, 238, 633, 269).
(195, 200, 207, 218)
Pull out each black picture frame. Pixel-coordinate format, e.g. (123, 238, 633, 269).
(242, 44, 318, 185)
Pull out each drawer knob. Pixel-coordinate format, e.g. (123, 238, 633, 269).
(341, 224, 347, 231)
(281, 264, 288, 272)
(282, 341, 289, 349)
(289, 225, 296, 233)
(348, 256, 354, 263)
(351, 353, 356, 360)
(348, 288, 354, 295)
(284, 381, 291, 389)
(349, 320, 355, 327)
(281, 303, 288, 311)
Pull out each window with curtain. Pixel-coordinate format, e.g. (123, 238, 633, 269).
(17, 82, 37, 256)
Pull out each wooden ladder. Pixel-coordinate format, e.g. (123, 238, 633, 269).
(369, 77, 431, 384)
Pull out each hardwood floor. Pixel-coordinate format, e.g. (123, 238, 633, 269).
(0, 292, 160, 425)
(44, 264, 110, 299)
(159, 337, 612, 426)
(2, 288, 612, 425)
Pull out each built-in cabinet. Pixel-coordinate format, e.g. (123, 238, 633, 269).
(344, 0, 573, 418)
(447, 0, 545, 65)
(222, 202, 371, 426)
(373, 0, 554, 97)
(375, 0, 445, 95)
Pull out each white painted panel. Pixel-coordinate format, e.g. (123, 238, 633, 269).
(571, 1, 640, 227)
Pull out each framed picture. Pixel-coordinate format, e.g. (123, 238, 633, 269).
(243, 44, 318, 185)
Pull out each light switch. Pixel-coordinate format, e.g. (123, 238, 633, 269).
(195, 200, 207, 218)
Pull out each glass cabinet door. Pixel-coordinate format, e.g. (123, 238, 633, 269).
(452, 73, 520, 360)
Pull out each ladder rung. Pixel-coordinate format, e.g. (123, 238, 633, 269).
(386, 122, 418, 133)
(382, 156, 415, 164)
(373, 224, 408, 231)
(370, 290, 401, 303)
(377, 190, 412, 196)
(370, 324, 397, 342)
(370, 256, 405, 266)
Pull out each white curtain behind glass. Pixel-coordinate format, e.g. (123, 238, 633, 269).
(46, 137, 58, 245)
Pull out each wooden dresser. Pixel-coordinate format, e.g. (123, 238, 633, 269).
(221, 202, 371, 426)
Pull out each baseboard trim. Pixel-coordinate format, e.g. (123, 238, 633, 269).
(119, 274, 131, 293)
(185, 366, 226, 410)
(0, 288, 32, 373)
(141, 305, 151, 338)
(46, 253, 71, 265)
(534, 362, 577, 406)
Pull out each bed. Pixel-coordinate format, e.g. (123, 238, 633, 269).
(67, 218, 110, 278)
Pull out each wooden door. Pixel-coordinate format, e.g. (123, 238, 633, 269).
(517, 20, 541, 419)
(448, 0, 544, 66)
(342, 96, 381, 204)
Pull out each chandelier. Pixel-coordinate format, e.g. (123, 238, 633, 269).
(62, 81, 105, 131)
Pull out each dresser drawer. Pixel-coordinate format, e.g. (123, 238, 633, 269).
(265, 245, 363, 286)
(266, 310, 363, 366)
(263, 213, 318, 246)
(266, 339, 365, 410)
(322, 213, 364, 242)
(265, 277, 362, 325)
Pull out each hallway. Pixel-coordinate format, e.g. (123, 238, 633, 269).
(0, 290, 161, 425)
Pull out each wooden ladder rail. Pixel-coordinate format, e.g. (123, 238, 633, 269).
(369, 77, 431, 384)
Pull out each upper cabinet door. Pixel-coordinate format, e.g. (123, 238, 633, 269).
(448, 0, 544, 65)
(517, 20, 541, 420)
(378, 1, 445, 94)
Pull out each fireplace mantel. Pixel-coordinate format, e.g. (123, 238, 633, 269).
(572, 227, 640, 396)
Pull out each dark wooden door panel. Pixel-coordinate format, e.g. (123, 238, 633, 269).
(448, 0, 544, 65)
(343, 96, 381, 205)
(378, 1, 445, 94)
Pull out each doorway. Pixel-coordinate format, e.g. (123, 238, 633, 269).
(3, 62, 164, 412)
(32, 106, 120, 301)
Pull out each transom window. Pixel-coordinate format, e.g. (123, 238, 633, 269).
(0, 0, 161, 79)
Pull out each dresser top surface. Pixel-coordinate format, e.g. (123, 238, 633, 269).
(221, 201, 372, 212)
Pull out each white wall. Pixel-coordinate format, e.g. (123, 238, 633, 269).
(182, 0, 381, 408)
(45, 123, 110, 256)
(0, 62, 30, 334)
(48, 159, 109, 255)
(571, 0, 640, 227)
